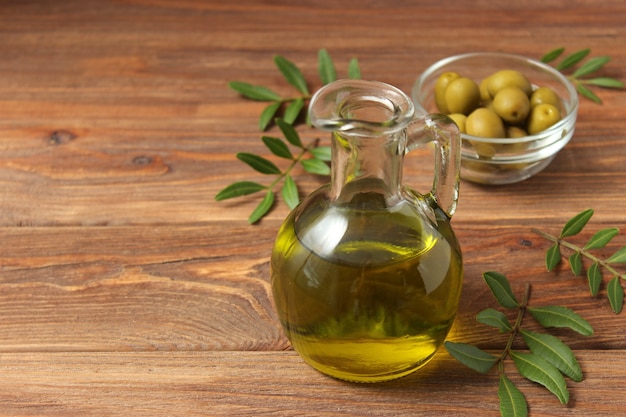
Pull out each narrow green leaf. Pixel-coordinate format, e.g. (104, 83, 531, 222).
(309, 145, 332, 161)
(577, 83, 602, 104)
(569, 252, 582, 276)
(585, 77, 625, 89)
(228, 81, 281, 101)
(476, 308, 513, 333)
(276, 118, 303, 148)
(318, 49, 337, 85)
(301, 158, 331, 176)
(520, 329, 583, 382)
(215, 181, 266, 201)
(444, 341, 498, 374)
(560, 209, 594, 238)
(607, 246, 626, 264)
(584, 227, 619, 250)
(348, 57, 361, 79)
(483, 271, 519, 309)
(281, 175, 300, 210)
(237, 152, 282, 175)
(528, 305, 594, 336)
(262, 136, 293, 159)
(283, 98, 304, 124)
(556, 48, 591, 71)
(259, 102, 282, 131)
(572, 56, 611, 78)
(511, 351, 569, 404)
(587, 261, 602, 296)
(498, 374, 528, 417)
(546, 243, 562, 271)
(607, 276, 624, 314)
(541, 47, 565, 63)
(274, 55, 309, 95)
(248, 190, 275, 224)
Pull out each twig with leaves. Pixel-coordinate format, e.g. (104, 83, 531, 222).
(532, 209, 626, 313)
(228, 49, 361, 131)
(216, 49, 359, 223)
(445, 272, 594, 417)
(541, 47, 624, 104)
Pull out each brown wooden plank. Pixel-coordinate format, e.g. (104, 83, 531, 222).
(2, 223, 624, 351)
(0, 351, 624, 417)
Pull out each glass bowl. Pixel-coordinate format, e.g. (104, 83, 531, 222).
(412, 52, 578, 185)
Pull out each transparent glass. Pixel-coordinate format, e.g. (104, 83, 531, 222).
(271, 79, 463, 382)
(412, 52, 579, 185)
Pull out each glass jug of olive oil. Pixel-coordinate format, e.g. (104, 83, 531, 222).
(271, 79, 463, 383)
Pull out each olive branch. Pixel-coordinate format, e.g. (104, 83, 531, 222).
(215, 49, 360, 223)
(447, 210, 625, 416)
(541, 47, 624, 103)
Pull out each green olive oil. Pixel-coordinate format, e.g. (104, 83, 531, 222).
(271, 196, 463, 383)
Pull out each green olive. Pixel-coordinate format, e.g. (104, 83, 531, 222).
(479, 77, 492, 102)
(487, 69, 532, 97)
(506, 126, 528, 138)
(530, 86, 561, 110)
(435, 72, 461, 113)
(466, 107, 505, 138)
(492, 86, 531, 125)
(526, 103, 561, 134)
(445, 77, 481, 115)
(447, 113, 467, 133)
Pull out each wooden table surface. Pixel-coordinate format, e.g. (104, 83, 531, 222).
(1, 1, 625, 416)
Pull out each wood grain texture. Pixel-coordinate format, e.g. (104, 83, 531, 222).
(1, 351, 625, 417)
(1, 0, 626, 415)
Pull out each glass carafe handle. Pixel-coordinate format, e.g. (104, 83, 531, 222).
(406, 114, 461, 217)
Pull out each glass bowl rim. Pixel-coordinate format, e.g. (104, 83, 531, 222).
(412, 51, 579, 145)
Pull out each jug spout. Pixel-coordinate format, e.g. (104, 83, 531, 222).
(309, 79, 415, 136)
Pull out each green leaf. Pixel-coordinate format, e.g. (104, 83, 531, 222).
(215, 181, 266, 201)
(585, 77, 624, 89)
(444, 341, 498, 374)
(572, 56, 611, 78)
(498, 374, 528, 417)
(546, 243, 562, 271)
(510, 351, 569, 404)
(276, 118, 303, 148)
(262, 136, 293, 159)
(309, 145, 332, 161)
(301, 158, 331, 176)
(281, 175, 299, 210)
(577, 83, 602, 104)
(476, 308, 512, 333)
(520, 329, 583, 382)
(237, 152, 282, 175)
(248, 190, 274, 224)
(584, 227, 619, 250)
(318, 49, 337, 85)
(587, 261, 602, 296)
(283, 98, 304, 124)
(541, 47, 565, 63)
(259, 101, 282, 131)
(607, 276, 624, 314)
(569, 252, 582, 276)
(483, 271, 519, 309)
(228, 81, 282, 101)
(556, 48, 590, 71)
(274, 55, 309, 95)
(528, 305, 594, 336)
(607, 246, 626, 263)
(348, 57, 361, 79)
(560, 209, 594, 238)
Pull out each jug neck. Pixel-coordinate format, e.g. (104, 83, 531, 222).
(308, 79, 415, 205)
(329, 131, 405, 204)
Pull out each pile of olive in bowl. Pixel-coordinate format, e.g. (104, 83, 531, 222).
(412, 52, 578, 185)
